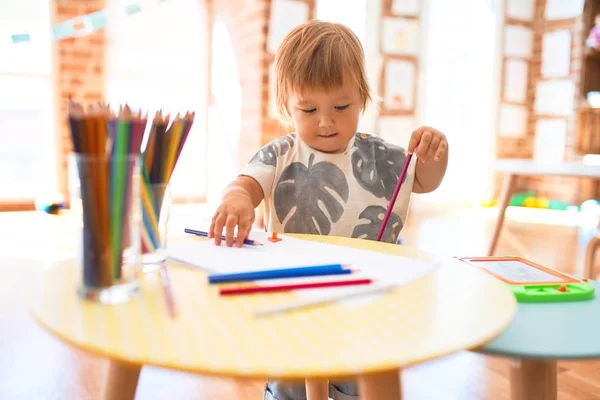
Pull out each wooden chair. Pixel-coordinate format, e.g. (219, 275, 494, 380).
(584, 231, 600, 280)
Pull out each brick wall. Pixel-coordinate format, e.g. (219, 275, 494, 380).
(51, 0, 271, 197)
(51, 0, 107, 199)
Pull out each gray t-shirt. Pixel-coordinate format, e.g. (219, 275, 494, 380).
(240, 132, 416, 244)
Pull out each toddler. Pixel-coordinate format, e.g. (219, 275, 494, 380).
(209, 20, 448, 400)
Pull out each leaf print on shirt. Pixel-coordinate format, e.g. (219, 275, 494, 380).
(351, 205, 403, 243)
(351, 134, 407, 200)
(248, 134, 295, 167)
(274, 153, 349, 235)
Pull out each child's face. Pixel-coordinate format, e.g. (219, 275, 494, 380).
(287, 78, 361, 154)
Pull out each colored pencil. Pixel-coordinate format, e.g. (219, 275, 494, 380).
(68, 100, 193, 318)
(208, 264, 350, 284)
(159, 261, 176, 318)
(376, 153, 413, 242)
(184, 228, 262, 247)
(255, 282, 399, 317)
(139, 112, 195, 253)
(220, 278, 372, 296)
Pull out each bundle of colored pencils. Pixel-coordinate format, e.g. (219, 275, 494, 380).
(68, 101, 145, 287)
(139, 111, 194, 254)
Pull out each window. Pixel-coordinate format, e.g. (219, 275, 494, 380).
(105, 0, 208, 200)
(206, 20, 241, 205)
(0, 0, 56, 202)
(420, 0, 497, 205)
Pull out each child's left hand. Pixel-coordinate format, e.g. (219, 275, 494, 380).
(407, 126, 448, 163)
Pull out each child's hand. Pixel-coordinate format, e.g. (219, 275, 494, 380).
(209, 194, 255, 247)
(407, 126, 448, 163)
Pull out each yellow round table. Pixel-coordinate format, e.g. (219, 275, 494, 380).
(30, 235, 516, 400)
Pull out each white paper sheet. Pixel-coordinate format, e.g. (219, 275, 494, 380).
(383, 60, 415, 110)
(498, 104, 528, 137)
(377, 116, 414, 147)
(534, 80, 575, 116)
(267, 0, 309, 53)
(391, 0, 420, 16)
(167, 231, 439, 304)
(504, 25, 533, 58)
(504, 59, 528, 103)
(534, 119, 567, 162)
(381, 17, 419, 56)
(541, 30, 571, 78)
(545, 0, 584, 20)
(507, 0, 535, 21)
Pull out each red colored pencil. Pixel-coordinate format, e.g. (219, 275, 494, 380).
(219, 278, 373, 296)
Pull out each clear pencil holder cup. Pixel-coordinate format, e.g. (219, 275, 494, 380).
(140, 182, 171, 272)
(68, 153, 142, 305)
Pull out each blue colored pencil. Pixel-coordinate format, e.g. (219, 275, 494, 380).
(208, 264, 350, 284)
(184, 228, 261, 246)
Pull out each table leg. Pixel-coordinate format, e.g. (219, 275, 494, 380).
(510, 358, 557, 400)
(104, 360, 142, 400)
(358, 369, 402, 400)
(305, 378, 329, 400)
(488, 173, 517, 256)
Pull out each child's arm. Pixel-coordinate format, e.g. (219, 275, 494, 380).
(209, 176, 264, 247)
(407, 126, 449, 193)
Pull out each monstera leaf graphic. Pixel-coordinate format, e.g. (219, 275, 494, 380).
(352, 205, 403, 243)
(249, 134, 295, 167)
(274, 153, 349, 235)
(351, 134, 407, 200)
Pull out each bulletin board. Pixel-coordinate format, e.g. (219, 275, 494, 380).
(377, 0, 421, 139)
(493, 0, 593, 204)
(494, 0, 536, 149)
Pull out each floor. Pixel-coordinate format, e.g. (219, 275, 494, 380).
(1, 204, 599, 399)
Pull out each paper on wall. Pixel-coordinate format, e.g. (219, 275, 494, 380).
(545, 0, 584, 20)
(507, 0, 535, 21)
(381, 17, 419, 56)
(267, 0, 309, 53)
(504, 25, 533, 58)
(534, 80, 575, 116)
(391, 0, 420, 16)
(534, 119, 567, 162)
(541, 29, 571, 78)
(383, 60, 415, 111)
(498, 104, 528, 137)
(504, 59, 528, 103)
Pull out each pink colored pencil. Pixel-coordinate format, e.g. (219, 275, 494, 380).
(376, 153, 413, 242)
(219, 278, 372, 296)
(159, 263, 177, 318)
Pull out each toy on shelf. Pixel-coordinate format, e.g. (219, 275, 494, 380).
(508, 191, 569, 210)
(35, 194, 65, 215)
(586, 14, 600, 49)
(548, 199, 569, 210)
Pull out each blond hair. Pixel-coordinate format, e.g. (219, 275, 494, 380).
(274, 20, 372, 126)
